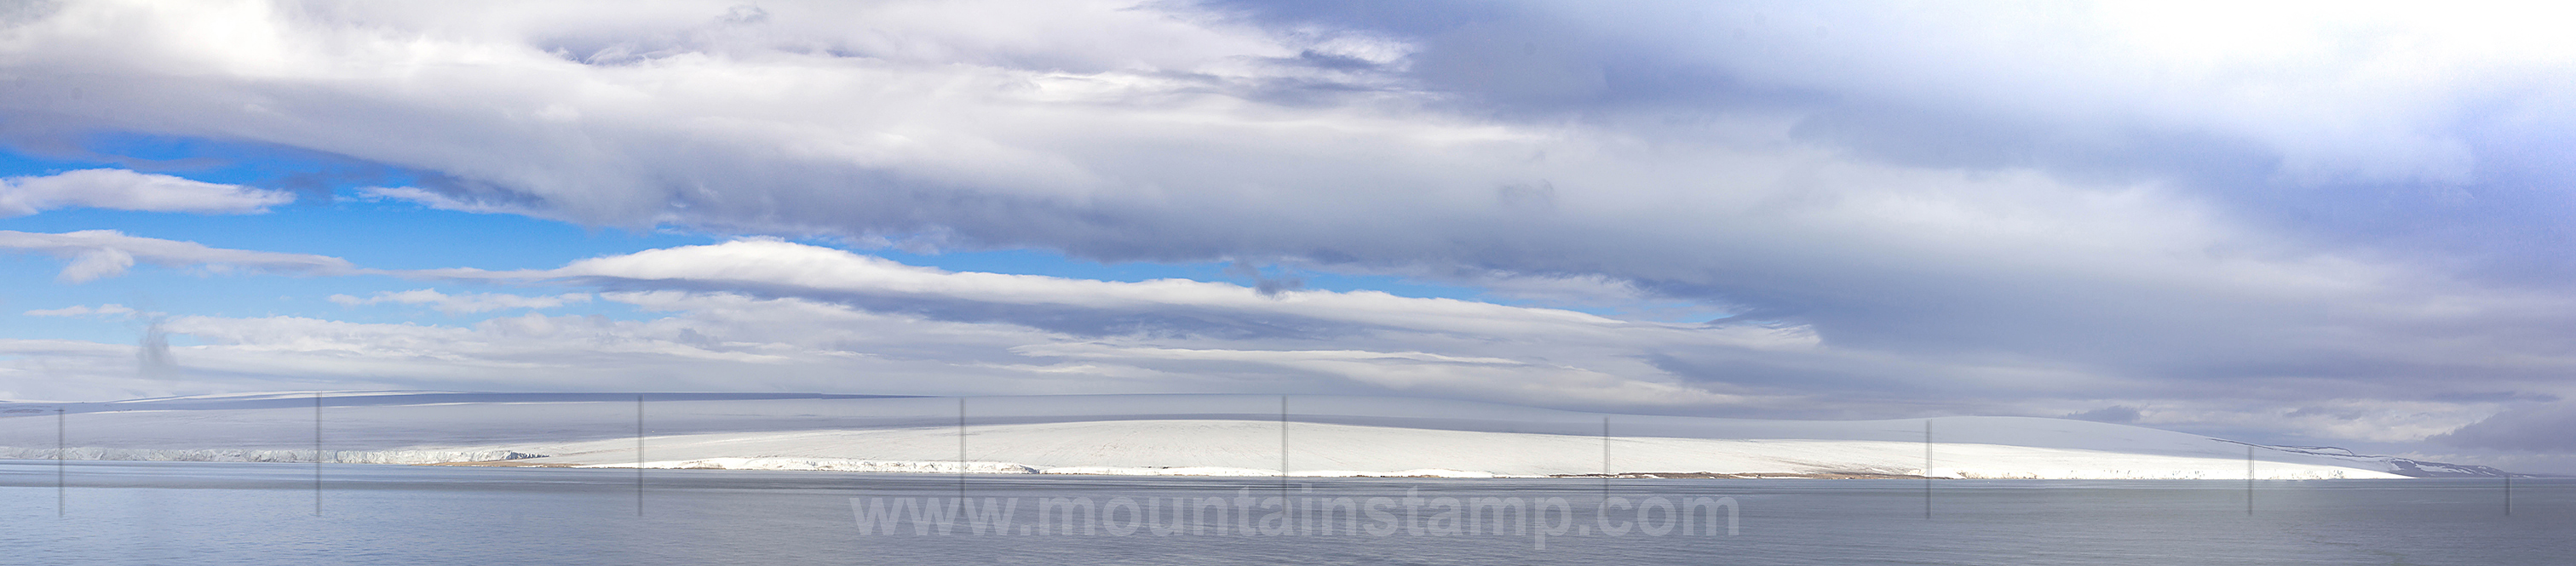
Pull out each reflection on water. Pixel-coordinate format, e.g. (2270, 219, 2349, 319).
(0, 460, 2567, 565)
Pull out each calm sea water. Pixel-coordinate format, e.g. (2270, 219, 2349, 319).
(0, 460, 2567, 565)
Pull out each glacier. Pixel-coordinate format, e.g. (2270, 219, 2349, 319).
(0, 392, 2500, 479)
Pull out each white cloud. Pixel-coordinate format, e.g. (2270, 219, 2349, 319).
(0, 169, 292, 216)
(0, 230, 357, 283)
(457, 239, 1814, 347)
(327, 289, 593, 314)
(405, 239, 1799, 407)
(23, 304, 137, 317)
(57, 247, 135, 283)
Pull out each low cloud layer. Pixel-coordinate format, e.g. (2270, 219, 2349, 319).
(0, 235, 2544, 460)
(424, 239, 1797, 408)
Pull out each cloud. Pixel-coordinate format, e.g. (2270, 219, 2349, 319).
(0, 239, 1792, 408)
(0, 339, 155, 401)
(124, 289, 1754, 409)
(354, 186, 545, 216)
(460, 239, 1797, 346)
(0, 230, 359, 282)
(3, 1, 2576, 466)
(390, 240, 2537, 426)
(23, 303, 137, 317)
(2, 1, 2553, 369)
(327, 289, 593, 314)
(2065, 405, 2142, 424)
(431, 239, 1799, 407)
(0, 169, 293, 216)
(1217, 0, 2576, 277)
(0, 236, 2551, 461)
(2429, 402, 2576, 453)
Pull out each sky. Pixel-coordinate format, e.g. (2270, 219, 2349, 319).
(2, 0, 2573, 472)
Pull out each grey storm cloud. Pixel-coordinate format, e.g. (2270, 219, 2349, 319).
(2431, 402, 2576, 453)
(1219, 0, 2576, 273)
(4, 1, 2576, 465)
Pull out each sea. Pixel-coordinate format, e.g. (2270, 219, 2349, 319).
(0, 460, 2567, 565)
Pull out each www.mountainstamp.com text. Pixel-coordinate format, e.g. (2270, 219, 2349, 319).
(853, 488, 1736, 549)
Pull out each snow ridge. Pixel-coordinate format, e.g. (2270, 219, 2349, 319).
(0, 392, 2489, 479)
